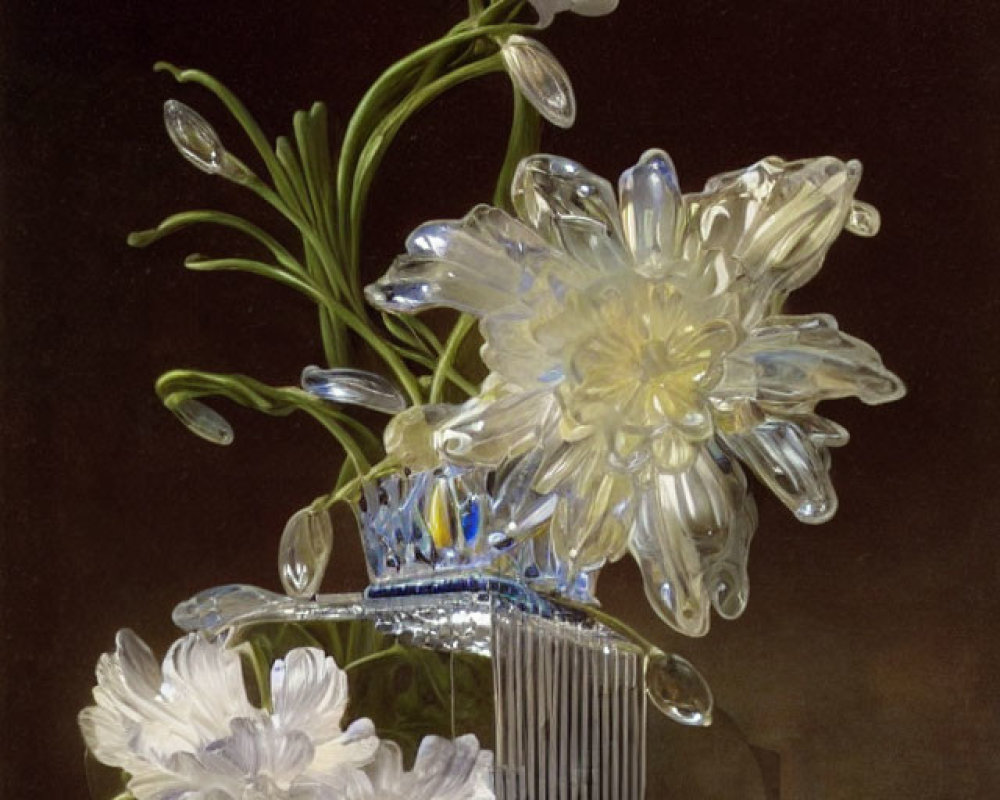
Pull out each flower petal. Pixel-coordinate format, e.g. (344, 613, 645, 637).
(270, 648, 348, 742)
(407, 735, 494, 800)
(512, 154, 628, 268)
(501, 36, 576, 128)
(436, 384, 557, 467)
(715, 313, 906, 411)
(685, 156, 866, 322)
(160, 633, 257, 743)
(629, 441, 756, 635)
(721, 416, 837, 523)
(618, 149, 684, 271)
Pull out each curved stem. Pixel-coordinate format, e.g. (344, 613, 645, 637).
(347, 54, 506, 275)
(155, 62, 307, 219)
(430, 314, 477, 403)
(128, 210, 306, 277)
(335, 20, 530, 255)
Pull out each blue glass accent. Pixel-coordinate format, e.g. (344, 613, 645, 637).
(461, 498, 481, 543)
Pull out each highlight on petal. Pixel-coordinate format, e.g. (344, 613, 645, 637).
(169, 397, 234, 445)
(618, 148, 684, 272)
(163, 99, 250, 182)
(501, 36, 576, 128)
(512, 154, 626, 258)
(301, 365, 407, 414)
(721, 417, 838, 523)
(716, 313, 906, 411)
(629, 441, 756, 636)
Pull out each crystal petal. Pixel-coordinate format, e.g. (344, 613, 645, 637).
(721, 417, 837, 523)
(301, 366, 407, 414)
(278, 505, 334, 599)
(629, 442, 757, 635)
(716, 313, 906, 411)
(686, 156, 865, 322)
(501, 36, 576, 129)
(618, 149, 684, 271)
(512, 154, 625, 254)
(436, 387, 556, 467)
(365, 254, 522, 315)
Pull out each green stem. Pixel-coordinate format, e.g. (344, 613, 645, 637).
(347, 54, 506, 274)
(155, 62, 307, 220)
(335, 20, 530, 257)
(493, 85, 541, 210)
(343, 643, 406, 673)
(430, 314, 477, 402)
(127, 210, 306, 277)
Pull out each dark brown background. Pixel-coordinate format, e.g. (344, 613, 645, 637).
(2, 1, 999, 797)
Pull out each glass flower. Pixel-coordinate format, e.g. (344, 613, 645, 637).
(366, 150, 905, 636)
(79, 630, 379, 799)
(334, 735, 494, 800)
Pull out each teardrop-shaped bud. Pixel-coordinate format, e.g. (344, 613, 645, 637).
(301, 366, 407, 414)
(170, 398, 234, 445)
(501, 36, 576, 129)
(163, 99, 250, 182)
(278, 505, 334, 598)
(644, 648, 714, 726)
(845, 200, 881, 237)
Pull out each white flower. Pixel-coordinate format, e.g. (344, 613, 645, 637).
(529, 0, 619, 28)
(367, 150, 905, 637)
(333, 735, 494, 800)
(79, 630, 379, 799)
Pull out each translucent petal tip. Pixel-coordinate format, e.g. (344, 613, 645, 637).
(301, 366, 407, 414)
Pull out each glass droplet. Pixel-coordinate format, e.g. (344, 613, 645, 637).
(163, 99, 249, 182)
(301, 366, 407, 413)
(170, 398, 234, 445)
(501, 35, 576, 129)
(644, 648, 714, 726)
(845, 200, 881, 237)
(278, 505, 334, 598)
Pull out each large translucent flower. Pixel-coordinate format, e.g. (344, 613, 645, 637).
(367, 150, 905, 636)
(332, 735, 494, 800)
(79, 630, 379, 799)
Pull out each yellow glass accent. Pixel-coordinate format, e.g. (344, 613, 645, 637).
(427, 479, 453, 549)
